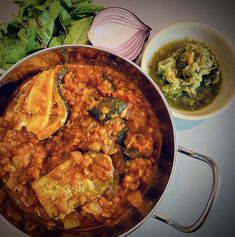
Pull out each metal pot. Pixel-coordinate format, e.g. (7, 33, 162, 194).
(0, 45, 219, 237)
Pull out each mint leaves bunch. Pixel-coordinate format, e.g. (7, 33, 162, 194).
(0, 0, 103, 70)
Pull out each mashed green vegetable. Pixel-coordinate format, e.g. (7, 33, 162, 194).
(153, 38, 221, 110)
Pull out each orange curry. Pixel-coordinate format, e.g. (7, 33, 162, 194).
(0, 56, 162, 230)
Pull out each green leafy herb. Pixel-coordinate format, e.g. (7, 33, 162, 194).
(64, 17, 93, 44)
(71, 1, 104, 19)
(0, 0, 104, 70)
(61, 0, 72, 9)
(0, 37, 27, 70)
(35, 1, 61, 46)
(6, 21, 21, 37)
(18, 28, 42, 53)
(48, 35, 65, 47)
(59, 7, 71, 33)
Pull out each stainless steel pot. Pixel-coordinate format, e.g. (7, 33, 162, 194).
(0, 45, 219, 237)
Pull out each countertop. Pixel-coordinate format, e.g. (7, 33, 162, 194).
(1, 0, 235, 236)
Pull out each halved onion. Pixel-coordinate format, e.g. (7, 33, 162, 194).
(88, 7, 151, 61)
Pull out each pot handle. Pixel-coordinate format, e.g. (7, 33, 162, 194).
(151, 146, 219, 233)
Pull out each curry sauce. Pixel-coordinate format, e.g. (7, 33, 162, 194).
(0, 56, 162, 231)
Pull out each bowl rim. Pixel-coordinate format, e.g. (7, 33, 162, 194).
(141, 22, 235, 120)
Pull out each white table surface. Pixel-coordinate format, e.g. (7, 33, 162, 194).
(1, 0, 235, 236)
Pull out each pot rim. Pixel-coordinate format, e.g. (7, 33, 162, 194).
(0, 44, 178, 237)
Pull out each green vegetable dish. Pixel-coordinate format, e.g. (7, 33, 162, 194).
(149, 38, 222, 111)
(0, 0, 104, 70)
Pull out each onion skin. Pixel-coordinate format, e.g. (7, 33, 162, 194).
(88, 7, 151, 61)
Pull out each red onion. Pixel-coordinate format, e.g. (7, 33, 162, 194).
(88, 7, 151, 61)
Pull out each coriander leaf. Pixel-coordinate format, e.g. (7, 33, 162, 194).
(64, 17, 92, 44)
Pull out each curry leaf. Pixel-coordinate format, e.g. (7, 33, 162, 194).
(64, 17, 92, 44)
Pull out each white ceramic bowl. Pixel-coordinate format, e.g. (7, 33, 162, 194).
(141, 22, 235, 120)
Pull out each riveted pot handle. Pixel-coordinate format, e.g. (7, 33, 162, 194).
(151, 146, 220, 233)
